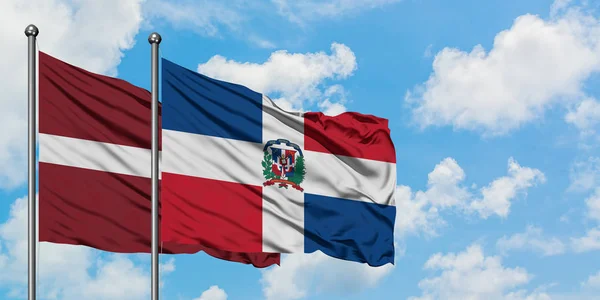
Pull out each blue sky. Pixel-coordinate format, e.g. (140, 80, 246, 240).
(1, 0, 600, 299)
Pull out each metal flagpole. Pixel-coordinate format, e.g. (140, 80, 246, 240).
(25, 24, 39, 300)
(148, 32, 162, 300)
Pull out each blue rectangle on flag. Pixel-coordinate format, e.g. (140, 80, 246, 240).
(161, 58, 263, 143)
(304, 193, 396, 266)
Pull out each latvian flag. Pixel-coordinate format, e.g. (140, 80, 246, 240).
(38, 51, 279, 267)
(160, 59, 397, 266)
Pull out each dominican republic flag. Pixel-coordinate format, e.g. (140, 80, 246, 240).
(161, 59, 397, 266)
(37, 51, 279, 267)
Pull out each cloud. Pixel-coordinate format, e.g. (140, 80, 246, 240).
(406, 4, 600, 136)
(247, 35, 278, 49)
(409, 244, 549, 300)
(581, 270, 600, 289)
(197, 42, 357, 113)
(143, 0, 244, 37)
(565, 97, 600, 137)
(260, 252, 393, 300)
(0, 0, 145, 189)
(496, 225, 566, 256)
(570, 184, 600, 253)
(394, 184, 444, 238)
(316, 85, 349, 116)
(569, 157, 600, 192)
(143, 0, 398, 47)
(317, 99, 347, 116)
(533, 270, 600, 299)
(423, 44, 434, 58)
(271, 0, 401, 25)
(396, 157, 545, 237)
(571, 228, 600, 253)
(469, 158, 546, 219)
(585, 188, 600, 222)
(194, 285, 228, 300)
(160, 257, 176, 274)
(0, 196, 173, 299)
(421, 157, 471, 208)
(65, 256, 149, 300)
(394, 158, 468, 238)
(550, 0, 574, 17)
(504, 290, 553, 300)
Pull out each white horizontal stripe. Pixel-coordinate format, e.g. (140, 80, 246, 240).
(39, 133, 156, 178)
(303, 151, 396, 206)
(162, 129, 264, 186)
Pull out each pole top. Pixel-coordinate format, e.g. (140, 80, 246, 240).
(148, 32, 162, 44)
(24, 24, 39, 37)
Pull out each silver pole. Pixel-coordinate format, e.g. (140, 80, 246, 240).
(24, 24, 39, 300)
(148, 32, 162, 300)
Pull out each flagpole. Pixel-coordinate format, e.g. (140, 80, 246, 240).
(25, 24, 39, 300)
(149, 32, 162, 300)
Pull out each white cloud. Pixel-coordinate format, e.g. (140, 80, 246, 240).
(160, 257, 176, 274)
(248, 35, 277, 49)
(0, 0, 145, 189)
(532, 271, 600, 299)
(316, 85, 348, 116)
(504, 289, 553, 300)
(143, 0, 396, 47)
(272, 0, 401, 25)
(406, 4, 600, 136)
(550, 0, 574, 17)
(194, 285, 228, 300)
(423, 157, 471, 208)
(394, 185, 444, 238)
(143, 0, 243, 37)
(409, 244, 545, 300)
(565, 98, 600, 136)
(197, 43, 356, 113)
(424, 44, 434, 58)
(496, 225, 566, 256)
(581, 270, 600, 289)
(469, 158, 546, 219)
(570, 177, 600, 254)
(0, 196, 174, 300)
(394, 157, 468, 238)
(318, 99, 347, 116)
(585, 188, 600, 222)
(64, 255, 149, 300)
(260, 252, 393, 300)
(396, 157, 545, 237)
(569, 157, 600, 192)
(571, 228, 600, 253)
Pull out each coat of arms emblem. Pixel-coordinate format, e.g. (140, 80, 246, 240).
(262, 139, 305, 192)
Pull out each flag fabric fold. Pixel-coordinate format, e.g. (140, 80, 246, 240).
(38, 51, 279, 268)
(160, 58, 397, 267)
